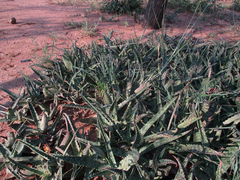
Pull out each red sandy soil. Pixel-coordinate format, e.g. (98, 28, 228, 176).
(0, 0, 239, 178)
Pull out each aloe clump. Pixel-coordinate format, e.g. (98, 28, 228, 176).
(0, 33, 240, 179)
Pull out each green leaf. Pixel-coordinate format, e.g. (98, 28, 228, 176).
(6, 164, 22, 179)
(81, 93, 112, 124)
(91, 146, 107, 159)
(11, 138, 25, 156)
(0, 86, 19, 100)
(223, 113, 240, 125)
(84, 170, 115, 180)
(173, 155, 187, 180)
(118, 83, 151, 111)
(0, 142, 11, 158)
(175, 144, 224, 156)
(81, 92, 125, 140)
(7, 156, 44, 176)
(197, 120, 209, 147)
(27, 101, 40, 129)
(103, 90, 113, 115)
(63, 103, 93, 111)
(144, 130, 177, 142)
(11, 97, 21, 110)
(98, 116, 117, 168)
(30, 66, 52, 85)
(134, 113, 148, 124)
(49, 110, 62, 134)
(0, 162, 7, 172)
(63, 113, 81, 138)
(140, 97, 177, 136)
(53, 154, 109, 170)
(82, 141, 91, 156)
(177, 114, 201, 129)
(0, 117, 17, 122)
(132, 124, 144, 149)
(0, 104, 8, 110)
(139, 130, 191, 155)
(0, 156, 42, 163)
(18, 139, 54, 161)
(62, 55, 73, 71)
(153, 147, 166, 172)
(135, 163, 146, 179)
(216, 161, 224, 180)
(76, 136, 100, 147)
(80, 116, 98, 125)
(118, 149, 140, 171)
(158, 159, 177, 167)
(56, 167, 63, 180)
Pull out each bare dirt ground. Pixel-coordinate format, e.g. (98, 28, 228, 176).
(0, 0, 240, 178)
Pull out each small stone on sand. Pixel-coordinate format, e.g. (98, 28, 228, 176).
(9, 17, 16, 24)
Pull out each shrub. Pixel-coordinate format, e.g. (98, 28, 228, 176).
(233, 0, 240, 12)
(101, 0, 143, 15)
(0, 34, 240, 179)
(168, 0, 221, 13)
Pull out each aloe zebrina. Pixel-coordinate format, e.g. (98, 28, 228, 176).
(0, 33, 239, 179)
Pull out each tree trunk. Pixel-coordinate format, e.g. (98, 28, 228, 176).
(142, 0, 168, 29)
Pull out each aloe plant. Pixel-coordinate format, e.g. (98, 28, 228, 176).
(0, 33, 240, 179)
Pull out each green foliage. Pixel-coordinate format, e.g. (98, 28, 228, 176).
(233, 0, 240, 12)
(168, 0, 221, 13)
(168, 0, 192, 12)
(0, 32, 240, 179)
(102, 0, 143, 15)
(65, 19, 99, 36)
(65, 21, 83, 28)
(165, 10, 178, 24)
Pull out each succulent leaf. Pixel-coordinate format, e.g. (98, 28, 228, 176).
(140, 97, 177, 136)
(7, 156, 45, 176)
(139, 130, 191, 155)
(98, 116, 117, 168)
(118, 149, 140, 171)
(53, 154, 109, 170)
(39, 112, 48, 133)
(27, 101, 40, 129)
